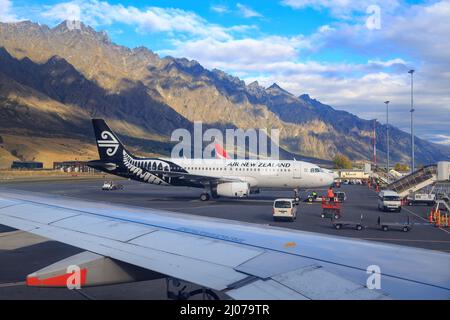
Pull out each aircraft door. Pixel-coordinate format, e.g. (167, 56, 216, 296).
(293, 162, 302, 179)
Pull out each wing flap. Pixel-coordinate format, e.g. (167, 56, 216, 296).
(130, 230, 262, 267)
(2, 203, 79, 224)
(227, 279, 308, 300)
(235, 251, 316, 278)
(0, 213, 40, 232)
(272, 265, 389, 299)
(52, 215, 157, 242)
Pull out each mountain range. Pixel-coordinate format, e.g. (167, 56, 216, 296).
(0, 20, 449, 168)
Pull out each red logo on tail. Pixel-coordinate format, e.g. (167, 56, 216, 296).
(215, 143, 230, 159)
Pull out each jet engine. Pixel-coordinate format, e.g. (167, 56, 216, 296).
(216, 182, 250, 198)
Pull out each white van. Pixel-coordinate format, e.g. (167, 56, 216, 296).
(378, 190, 402, 212)
(273, 199, 298, 222)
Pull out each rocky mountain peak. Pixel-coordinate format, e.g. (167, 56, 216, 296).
(248, 80, 260, 88)
(299, 93, 312, 101)
(211, 68, 246, 87)
(52, 20, 111, 43)
(246, 80, 266, 98)
(266, 83, 292, 96)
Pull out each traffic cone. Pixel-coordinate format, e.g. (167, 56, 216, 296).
(447, 215, 450, 228)
(429, 210, 434, 223)
(436, 210, 441, 227)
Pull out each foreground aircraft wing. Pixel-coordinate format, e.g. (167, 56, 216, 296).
(0, 190, 449, 300)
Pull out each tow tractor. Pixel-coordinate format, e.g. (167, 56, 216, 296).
(102, 181, 124, 191)
(321, 198, 342, 219)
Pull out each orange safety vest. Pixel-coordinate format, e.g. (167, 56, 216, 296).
(327, 189, 335, 199)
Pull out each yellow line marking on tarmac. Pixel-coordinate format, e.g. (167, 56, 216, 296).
(0, 281, 26, 288)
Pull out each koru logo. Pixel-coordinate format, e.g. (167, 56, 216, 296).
(98, 131, 119, 156)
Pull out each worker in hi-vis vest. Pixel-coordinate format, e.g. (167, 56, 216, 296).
(327, 186, 335, 202)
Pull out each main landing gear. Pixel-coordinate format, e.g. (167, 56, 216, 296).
(200, 193, 210, 201)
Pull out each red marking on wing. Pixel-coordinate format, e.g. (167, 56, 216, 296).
(27, 268, 87, 287)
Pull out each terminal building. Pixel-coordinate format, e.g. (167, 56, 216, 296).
(53, 161, 96, 173)
(11, 161, 43, 169)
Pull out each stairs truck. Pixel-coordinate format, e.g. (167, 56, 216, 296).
(386, 161, 450, 203)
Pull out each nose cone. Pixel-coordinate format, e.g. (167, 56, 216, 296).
(318, 173, 334, 187)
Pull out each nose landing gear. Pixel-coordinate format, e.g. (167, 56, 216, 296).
(294, 188, 300, 204)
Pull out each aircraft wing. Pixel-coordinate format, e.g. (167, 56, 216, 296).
(0, 190, 449, 300)
(150, 170, 244, 184)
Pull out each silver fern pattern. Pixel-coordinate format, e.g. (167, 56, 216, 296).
(123, 151, 170, 185)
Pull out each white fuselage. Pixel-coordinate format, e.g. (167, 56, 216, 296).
(165, 158, 334, 189)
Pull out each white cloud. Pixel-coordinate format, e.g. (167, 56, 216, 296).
(0, 0, 18, 22)
(422, 134, 450, 146)
(40, 0, 247, 41)
(162, 36, 308, 67)
(367, 58, 407, 68)
(236, 3, 262, 18)
(42, 2, 81, 21)
(281, 0, 400, 18)
(210, 5, 229, 14)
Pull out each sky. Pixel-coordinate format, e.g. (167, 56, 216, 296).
(1, 0, 449, 146)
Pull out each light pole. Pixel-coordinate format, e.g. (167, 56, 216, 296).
(408, 69, 415, 173)
(373, 119, 377, 168)
(384, 101, 390, 174)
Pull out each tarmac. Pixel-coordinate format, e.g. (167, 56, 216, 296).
(0, 178, 449, 299)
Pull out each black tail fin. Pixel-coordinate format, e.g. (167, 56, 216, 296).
(92, 119, 128, 162)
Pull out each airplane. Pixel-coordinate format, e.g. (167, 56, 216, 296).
(0, 190, 449, 299)
(87, 119, 334, 201)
